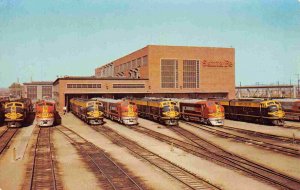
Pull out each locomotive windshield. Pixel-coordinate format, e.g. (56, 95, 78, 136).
(87, 106, 96, 112)
(268, 105, 278, 112)
(163, 106, 171, 112)
(6, 103, 13, 107)
(207, 102, 214, 106)
(163, 106, 179, 112)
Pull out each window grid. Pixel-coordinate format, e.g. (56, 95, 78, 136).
(113, 84, 145, 88)
(67, 84, 101, 88)
(183, 60, 200, 88)
(42, 86, 52, 98)
(161, 59, 178, 88)
(27, 86, 37, 99)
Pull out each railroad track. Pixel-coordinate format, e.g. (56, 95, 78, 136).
(56, 125, 145, 190)
(181, 122, 300, 156)
(283, 124, 300, 131)
(171, 125, 300, 190)
(123, 123, 300, 190)
(29, 127, 59, 190)
(0, 127, 18, 155)
(212, 123, 300, 145)
(91, 125, 219, 190)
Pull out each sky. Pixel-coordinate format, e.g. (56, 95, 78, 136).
(0, 0, 299, 88)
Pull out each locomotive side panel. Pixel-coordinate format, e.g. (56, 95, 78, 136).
(99, 99, 138, 125)
(179, 100, 224, 126)
(219, 99, 285, 125)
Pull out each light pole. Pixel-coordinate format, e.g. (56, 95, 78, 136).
(296, 74, 300, 98)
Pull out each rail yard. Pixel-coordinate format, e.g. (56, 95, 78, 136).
(1, 43, 300, 189)
(0, 100, 300, 190)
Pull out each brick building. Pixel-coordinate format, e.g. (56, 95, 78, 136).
(53, 45, 235, 111)
(96, 45, 235, 98)
(23, 81, 53, 102)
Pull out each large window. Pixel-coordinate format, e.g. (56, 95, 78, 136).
(42, 86, 52, 98)
(27, 86, 37, 100)
(161, 59, 178, 88)
(183, 60, 200, 88)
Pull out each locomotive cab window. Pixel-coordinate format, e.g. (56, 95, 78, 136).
(207, 102, 214, 106)
(15, 103, 23, 107)
(87, 106, 95, 112)
(163, 106, 170, 112)
(6, 103, 13, 107)
(268, 105, 278, 112)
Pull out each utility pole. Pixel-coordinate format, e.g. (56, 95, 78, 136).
(296, 74, 300, 98)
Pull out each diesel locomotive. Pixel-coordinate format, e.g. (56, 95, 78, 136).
(131, 98, 180, 126)
(70, 98, 104, 125)
(4, 98, 33, 127)
(35, 99, 57, 127)
(176, 99, 225, 126)
(94, 98, 138, 125)
(218, 99, 285, 125)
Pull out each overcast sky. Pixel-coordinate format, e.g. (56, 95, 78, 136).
(0, 0, 299, 87)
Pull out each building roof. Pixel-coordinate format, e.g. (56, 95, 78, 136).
(53, 76, 149, 85)
(23, 81, 53, 85)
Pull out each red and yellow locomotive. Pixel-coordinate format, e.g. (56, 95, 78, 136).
(35, 100, 57, 127)
(177, 99, 225, 126)
(94, 98, 138, 125)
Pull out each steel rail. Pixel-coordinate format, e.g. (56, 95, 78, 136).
(172, 125, 300, 190)
(30, 127, 58, 190)
(205, 122, 300, 145)
(92, 124, 220, 190)
(181, 122, 300, 156)
(0, 128, 18, 155)
(57, 125, 144, 190)
(119, 122, 300, 190)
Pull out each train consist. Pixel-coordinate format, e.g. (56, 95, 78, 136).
(35, 99, 58, 127)
(218, 99, 285, 125)
(3, 98, 33, 127)
(273, 99, 300, 121)
(131, 98, 180, 126)
(175, 99, 225, 126)
(70, 98, 104, 125)
(95, 98, 138, 125)
(0, 97, 9, 124)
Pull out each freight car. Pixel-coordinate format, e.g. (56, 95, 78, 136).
(94, 98, 138, 125)
(70, 98, 104, 125)
(4, 98, 33, 127)
(35, 99, 57, 127)
(273, 99, 300, 121)
(131, 98, 180, 126)
(218, 99, 285, 125)
(176, 99, 224, 126)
